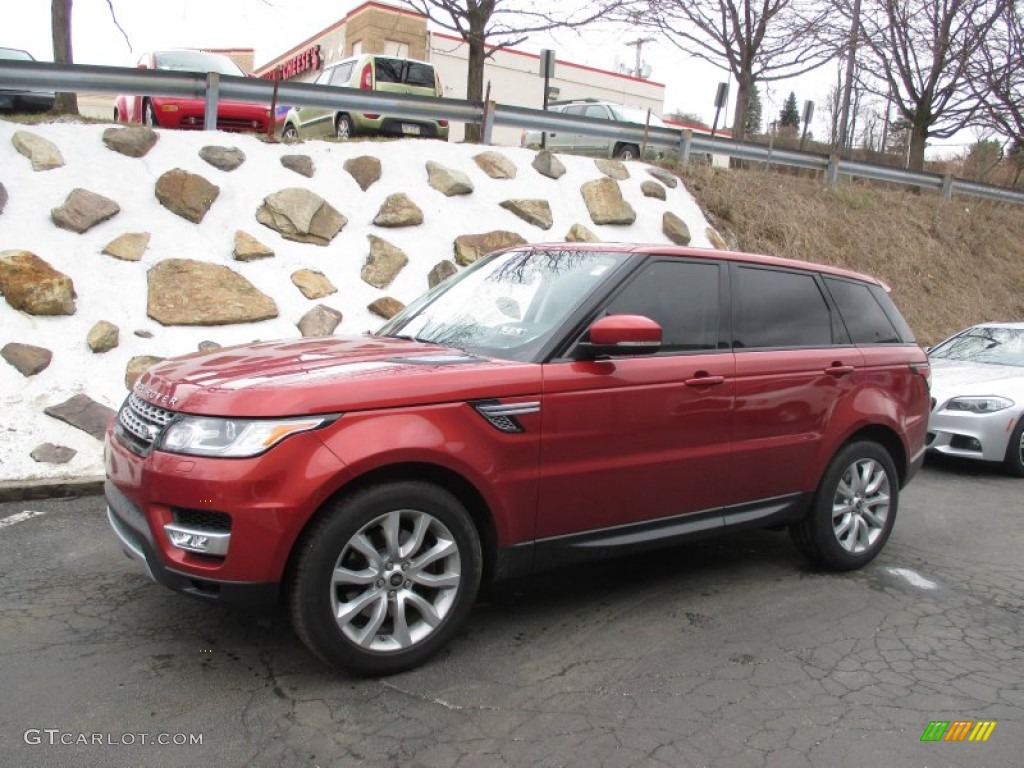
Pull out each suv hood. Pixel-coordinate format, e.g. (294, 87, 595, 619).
(135, 335, 541, 417)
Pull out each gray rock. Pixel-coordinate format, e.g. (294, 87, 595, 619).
(641, 180, 666, 200)
(297, 304, 342, 337)
(125, 356, 165, 390)
(30, 443, 77, 464)
(198, 340, 221, 352)
(2, 342, 53, 376)
(581, 178, 636, 225)
(102, 126, 158, 158)
(51, 188, 121, 234)
(532, 150, 566, 179)
(146, 259, 278, 325)
(566, 223, 599, 242)
(362, 236, 409, 289)
(291, 269, 337, 299)
(44, 394, 115, 440)
(706, 226, 729, 250)
(281, 154, 315, 178)
(233, 230, 274, 261)
(134, 329, 154, 339)
(0, 182, 8, 215)
(499, 199, 553, 230)
(102, 232, 150, 261)
(647, 167, 678, 188)
(663, 212, 692, 245)
(426, 161, 473, 196)
(255, 188, 346, 246)
(0, 250, 76, 315)
(12, 130, 65, 171)
(200, 145, 246, 172)
(596, 158, 629, 180)
(155, 169, 220, 223)
(428, 260, 458, 288)
(474, 151, 517, 179)
(344, 155, 382, 191)
(373, 193, 424, 227)
(368, 296, 405, 319)
(87, 321, 120, 353)
(454, 231, 527, 266)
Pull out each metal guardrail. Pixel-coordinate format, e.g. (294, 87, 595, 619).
(3, 59, 1024, 207)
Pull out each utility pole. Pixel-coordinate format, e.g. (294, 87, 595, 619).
(626, 37, 654, 78)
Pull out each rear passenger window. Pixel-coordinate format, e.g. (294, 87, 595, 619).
(328, 62, 354, 86)
(405, 63, 435, 87)
(375, 58, 403, 83)
(584, 105, 610, 120)
(734, 267, 832, 348)
(825, 278, 901, 343)
(604, 261, 720, 352)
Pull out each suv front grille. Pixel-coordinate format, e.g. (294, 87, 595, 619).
(117, 393, 177, 454)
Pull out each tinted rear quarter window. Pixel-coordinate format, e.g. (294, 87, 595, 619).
(405, 63, 435, 87)
(374, 58, 404, 83)
(734, 266, 832, 348)
(824, 277, 902, 343)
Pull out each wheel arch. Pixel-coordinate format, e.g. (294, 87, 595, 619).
(835, 424, 909, 487)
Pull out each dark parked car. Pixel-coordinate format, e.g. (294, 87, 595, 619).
(105, 244, 931, 676)
(0, 47, 55, 113)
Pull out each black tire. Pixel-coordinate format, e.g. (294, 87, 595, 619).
(335, 113, 353, 139)
(290, 481, 482, 676)
(614, 143, 640, 161)
(113, 107, 120, 122)
(142, 99, 157, 128)
(282, 123, 298, 141)
(1003, 417, 1024, 477)
(789, 441, 899, 571)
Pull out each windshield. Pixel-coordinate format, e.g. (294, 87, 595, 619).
(930, 326, 1024, 367)
(376, 248, 629, 361)
(609, 105, 667, 128)
(153, 51, 245, 77)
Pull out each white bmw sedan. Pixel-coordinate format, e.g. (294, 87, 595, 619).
(927, 322, 1024, 476)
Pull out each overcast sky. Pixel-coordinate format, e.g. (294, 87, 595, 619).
(7, 0, 975, 154)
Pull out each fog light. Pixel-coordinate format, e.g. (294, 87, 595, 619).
(950, 435, 982, 452)
(164, 523, 230, 556)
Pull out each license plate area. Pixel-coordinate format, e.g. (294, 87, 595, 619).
(402, 123, 421, 135)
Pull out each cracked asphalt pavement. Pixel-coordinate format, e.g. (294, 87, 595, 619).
(1, 457, 1021, 768)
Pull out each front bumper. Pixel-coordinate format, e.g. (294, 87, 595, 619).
(926, 407, 1019, 463)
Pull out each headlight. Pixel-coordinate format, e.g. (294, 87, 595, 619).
(160, 415, 331, 457)
(943, 396, 1014, 414)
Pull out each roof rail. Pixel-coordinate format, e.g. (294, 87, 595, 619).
(547, 97, 603, 105)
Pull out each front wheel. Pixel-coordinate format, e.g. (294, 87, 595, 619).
(290, 481, 482, 676)
(1003, 417, 1024, 477)
(614, 143, 640, 161)
(142, 99, 157, 128)
(789, 441, 898, 570)
(281, 123, 298, 141)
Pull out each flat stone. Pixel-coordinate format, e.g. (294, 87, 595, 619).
(706, 226, 728, 249)
(664, 211, 692, 245)
(155, 169, 220, 224)
(344, 155, 381, 191)
(581, 178, 636, 225)
(281, 154, 315, 178)
(454, 231, 527, 266)
(146, 259, 278, 325)
(30, 443, 77, 464)
(499, 199, 553, 230)
(368, 296, 405, 319)
(102, 232, 150, 261)
(12, 130, 65, 171)
(44, 394, 115, 441)
(233, 230, 274, 261)
(2, 342, 53, 376)
(134, 329, 154, 339)
(647, 167, 679, 188)
(362, 236, 409, 289)
(596, 158, 629, 180)
(297, 304, 342, 337)
(200, 145, 246, 172)
(426, 161, 473, 196)
(373, 193, 423, 227)
(255, 188, 346, 246)
(292, 269, 337, 299)
(0, 250, 76, 315)
(51, 188, 121, 234)
(641, 180, 666, 200)
(87, 321, 120, 353)
(532, 150, 566, 180)
(428, 260, 458, 288)
(566, 223, 599, 242)
(197, 340, 221, 352)
(474, 151, 517, 179)
(102, 126, 158, 158)
(125, 356, 165, 390)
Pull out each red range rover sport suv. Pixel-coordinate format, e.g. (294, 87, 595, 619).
(104, 244, 931, 675)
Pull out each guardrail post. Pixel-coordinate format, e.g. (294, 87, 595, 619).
(481, 100, 496, 146)
(679, 129, 692, 166)
(204, 72, 220, 131)
(942, 173, 954, 200)
(826, 153, 840, 186)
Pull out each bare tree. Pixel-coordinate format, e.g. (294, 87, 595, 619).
(400, 0, 622, 141)
(632, 0, 833, 141)
(845, 0, 1008, 170)
(51, 0, 131, 115)
(973, 3, 1024, 154)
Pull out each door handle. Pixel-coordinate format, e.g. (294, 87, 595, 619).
(825, 365, 855, 376)
(685, 375, 725, 387)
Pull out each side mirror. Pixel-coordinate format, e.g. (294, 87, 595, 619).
(576, 314, 662, 359)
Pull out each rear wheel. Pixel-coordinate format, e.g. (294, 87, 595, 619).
(789, 441, 898, 570)
(1003, 417, 1024, 476)
(614, 143, 640, 160)
(335, 113, 353, 139)
(290, 481, 482, 676)
(142, 99, 157, 127)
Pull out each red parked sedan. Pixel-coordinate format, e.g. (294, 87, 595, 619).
(114, 49, 270, 132)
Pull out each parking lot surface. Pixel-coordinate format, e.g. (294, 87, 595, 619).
(1, 458, 1021, 767)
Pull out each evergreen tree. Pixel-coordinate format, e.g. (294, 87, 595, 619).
(779, 92, 800, 130)
(745, 85, 763, 136)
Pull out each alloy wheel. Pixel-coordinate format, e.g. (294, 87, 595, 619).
(831, 458, 891, 553)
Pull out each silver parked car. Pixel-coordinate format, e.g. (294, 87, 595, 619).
(927, 322, 1024, 475)
(520, 99, 671, 161)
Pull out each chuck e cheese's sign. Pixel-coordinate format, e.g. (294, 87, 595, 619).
(263, 44, 322, 80)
